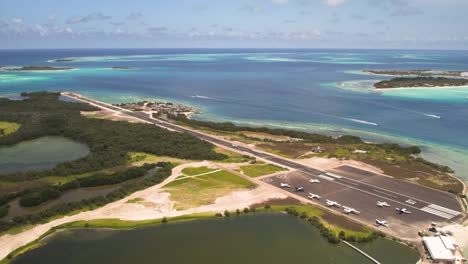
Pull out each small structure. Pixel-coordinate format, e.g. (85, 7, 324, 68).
(353, 150, 367, 154)
(312, 145, 325, 153)
(423, 236, 465, 263)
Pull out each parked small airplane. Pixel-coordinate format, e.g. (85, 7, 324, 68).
(308, 193, 321, 200)
(280, 183, 291, 188)
(376, 219, 389, 227)
(309, 179, 320, 184)
(295, 186, 305, 192)
(343, 206, 360, 215)
(396, 208, 411, 214)
(326, 200, 341, 207)
(377, 201, 390, 207)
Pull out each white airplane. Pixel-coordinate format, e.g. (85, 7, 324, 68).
(295, 186, 305, 192)
(280, 183, 291, 188)
(343, 206, 360, 215)
(375, 219, 389, 227)
(326, 200, 341, 207)
(309, 179, 320, 184)
(396, 208, 412, 214)
(377, 201, 390, 207)
(308, 193, 321, 200)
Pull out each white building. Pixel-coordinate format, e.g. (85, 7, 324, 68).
(423, 236, 465, 263)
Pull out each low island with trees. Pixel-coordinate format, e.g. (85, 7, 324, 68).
(373, 77, 468, 89)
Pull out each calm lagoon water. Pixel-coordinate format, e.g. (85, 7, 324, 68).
(0, 136, 89, 174)
(11, 214, 419, 264)
(0, 49, 467, 180)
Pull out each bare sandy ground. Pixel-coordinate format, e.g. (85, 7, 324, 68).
(440, 220, 468, 256)
(293, 156, 383, 173)
(0, 161, 286, 260)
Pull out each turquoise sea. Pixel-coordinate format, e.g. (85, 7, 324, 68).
(1, 49, 467, 181)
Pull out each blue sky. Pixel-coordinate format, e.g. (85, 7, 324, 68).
(1, 0, 467, 49)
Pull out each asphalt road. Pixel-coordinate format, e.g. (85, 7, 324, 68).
(64, 92, 463, 224)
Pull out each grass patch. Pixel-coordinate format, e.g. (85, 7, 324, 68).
(239, 164, 288, 177)
(215, 147, 254, 163)
(164, 170, 256, 210)
(0, 121, 21, 137)
(126, 198, 143, 203)
(181, 166, 217, 176)
(128, 152, 193, 166)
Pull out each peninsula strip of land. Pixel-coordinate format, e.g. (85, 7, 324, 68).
(374, 77, 468, 89)
(0, 66, 74, 71)
(365, 69, 468, 78)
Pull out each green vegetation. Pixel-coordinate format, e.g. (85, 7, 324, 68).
(18, 163, 158, 207)
(259, 205, 380, 243)
(215, 147, 254, 163)
(169, 114, 363, 144)
(0, 162, 174, 233)
(167, 114, 462, 194)
(0, 122, 21, 137)
(239, 164, 287, 177)
(374, 77, 468, 89)
(0, 92, 225, 183)
(126, 198, 143, 203)
(181, 166, 217, 176)
(164, 170, 256, 209)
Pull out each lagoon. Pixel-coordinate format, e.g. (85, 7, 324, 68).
(0, 136, 90, 174)
(11, 214, 419, 264)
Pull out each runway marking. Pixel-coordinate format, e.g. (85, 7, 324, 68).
(427, 204, 461, 216)
(420, 207, 454, 220)
(325, 172, 343, 179)
(372, 189, 397, 198)
(337, 178, 360, 186)
(334, 175, 462, 214)
(317, 174, 335, 181)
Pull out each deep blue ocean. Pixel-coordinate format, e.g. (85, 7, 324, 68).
(1, 49, 467, 179)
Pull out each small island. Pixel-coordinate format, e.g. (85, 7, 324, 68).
(49, 58, 75, 63)
(365, 69, 468, 78)
(374, 77, 468, 89)
(0, 66, 74, 71)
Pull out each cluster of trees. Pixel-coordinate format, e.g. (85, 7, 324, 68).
(284, 207, 383, 244)
(0, 162, 174, 232)
(0, 92, 225, 182)
(19, 163, 158, 207)
(168, 114, 362, 144)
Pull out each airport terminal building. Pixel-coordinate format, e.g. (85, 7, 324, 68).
(423, 236, 465, 263)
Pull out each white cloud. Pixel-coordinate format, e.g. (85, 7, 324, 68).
(12, 18, 23, 24)
(323, 0, 346, 6)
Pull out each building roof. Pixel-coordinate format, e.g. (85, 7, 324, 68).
(440, 235, 457, 250)
(423, 236, 456, 261)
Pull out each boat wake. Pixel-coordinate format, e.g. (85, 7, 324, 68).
(423, 113, 441, 119)
(191, 95, 216, 100)
(345, 118, 379, 126)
